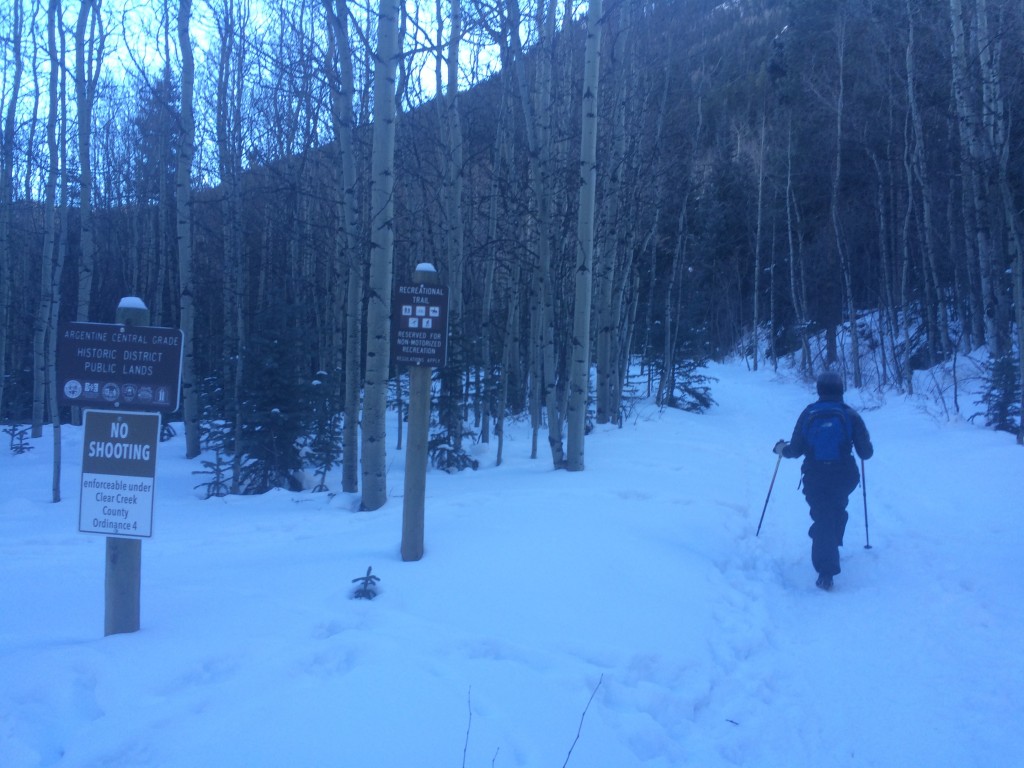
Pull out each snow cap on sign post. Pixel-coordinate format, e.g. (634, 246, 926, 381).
(415, 262, 437, 274)
(117, 296, 149, 312)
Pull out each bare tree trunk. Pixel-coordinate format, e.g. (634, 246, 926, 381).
(496, 264, 523, 467)
(566, 0, 603, 471)
(508, 0, 564, 468)
(176, 0, 200, 458)
(74, 0, 103, 326)
(751, 113, 767, 372)
(324, 0, 363, 494)
(594, 0, 634, 427)
(437, 0, 466, 452)
(905, 0, 952, 362)
(479, 69, 515, 446)
(50, 77, 70, 502)
(33, 0, 63, 439)
(949, 0, 1000, 355)
(360, 0, 402, 510)
(640, 44, 674, 397)
(785, 121, 811, 373)
(869, 152, 896, 388)
(0, 0, 25, 420)
(997, 77, 1024, 441)
(214, 0, 249, 491)
(829, 12, 860, 384)
(657, 196, 686, 407)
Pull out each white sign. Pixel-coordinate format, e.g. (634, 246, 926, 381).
(79, 410, 159, 538)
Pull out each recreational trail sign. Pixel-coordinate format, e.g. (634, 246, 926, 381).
(392, 282, 449, 368)
(57, 321, 184, 412)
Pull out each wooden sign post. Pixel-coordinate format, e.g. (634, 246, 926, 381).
(106, 299, 150, 635)
(61, 297, 182, 636)
(392, 264, 448, 561)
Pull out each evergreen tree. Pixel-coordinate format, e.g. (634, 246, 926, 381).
(236, 321, 309, 494)
(979, 354, 1021, 435)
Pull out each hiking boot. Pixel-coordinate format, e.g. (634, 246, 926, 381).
(815, 573, 833, 591)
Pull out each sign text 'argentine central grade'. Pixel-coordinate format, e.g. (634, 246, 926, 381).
(57, 321, 184, 412)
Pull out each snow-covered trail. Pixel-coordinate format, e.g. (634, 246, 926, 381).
(1, 362, 1021, 767)
(688, 366, 1024, 767)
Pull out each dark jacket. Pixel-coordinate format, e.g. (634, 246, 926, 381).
(782, 394, 874, 471)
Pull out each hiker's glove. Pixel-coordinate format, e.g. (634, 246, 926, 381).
(773, 440, 788, 456)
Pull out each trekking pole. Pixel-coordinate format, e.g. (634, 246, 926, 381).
(862, 457, 872, 549)
(756, 454, 783, 537)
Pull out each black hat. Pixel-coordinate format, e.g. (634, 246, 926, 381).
(816, 371, 844, 398)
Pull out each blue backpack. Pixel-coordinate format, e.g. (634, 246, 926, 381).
(802, 402, 852, 462)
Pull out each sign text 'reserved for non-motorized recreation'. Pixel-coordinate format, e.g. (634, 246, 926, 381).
(392, 283, 450, 368)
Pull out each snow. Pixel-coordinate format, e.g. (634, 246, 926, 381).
(2, 360, 1022, 767)
(115, 297, 149, 312)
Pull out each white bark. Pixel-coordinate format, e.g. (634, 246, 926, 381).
(176, 0, 200, 458)
(784, 122, 811, 373)
(829, 11, 860, 384)
(905, 0, 951, 361)
(435, 0, 466, 451)
(214, 0, 249, 491)
(949, 0, 1000, 354)
(751, 115, 766, 372)
(324, 0, 363, 494)
(594, 0, 630, 424)
(360, 0, 402, 510)
(508, 0, 564, 468)
(74, 0, 103, 325)
(32, 0, 62, 439)
(0, 0, 25, 420)
(566, 0, 603, 471)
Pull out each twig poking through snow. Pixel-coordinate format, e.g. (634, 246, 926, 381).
(562, 674, 603, 768)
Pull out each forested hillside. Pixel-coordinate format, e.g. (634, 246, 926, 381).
(1, 0, 1021, 505)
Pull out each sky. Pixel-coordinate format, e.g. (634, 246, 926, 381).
(1, 357, 1022, 767)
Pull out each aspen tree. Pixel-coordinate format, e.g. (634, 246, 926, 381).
(0, 0, 25, 420)
(361, 0, 402, 510)
(949, 0, 1000, 355)
(508, 0, 564, 468)
(324, 0, 363, 493)
(32, 0, 63, 439)
(176, 0, 200, 458)
(784, 122, 811, 374)
(904, 0, 951, 363)
(479, 60, 518, 447)
(828, 9, 860, 383)
(566, 0, 603, 471)
(213, 0, 249, 490)
(435, 0, 466, 457)
(594, 0, 631, 425)
(751, 114, 766, 372)
(74, 0, 103, 326)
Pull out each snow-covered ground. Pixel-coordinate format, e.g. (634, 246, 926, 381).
(2, 361, 1021, 767)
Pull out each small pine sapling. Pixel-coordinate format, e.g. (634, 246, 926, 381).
(193, 379, 235, 497)
(351, 566, 380, 599)
(193, 448, 232, 498)
(307, 370, 343, 492)
(4, 424, 33, 455)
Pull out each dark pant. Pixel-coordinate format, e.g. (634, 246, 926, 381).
(802, 462, 859, 577)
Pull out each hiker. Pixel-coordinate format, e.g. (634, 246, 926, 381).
(773, 371, 873, 591)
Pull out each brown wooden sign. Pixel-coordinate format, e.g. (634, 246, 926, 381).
(57, 322, 184, 412)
